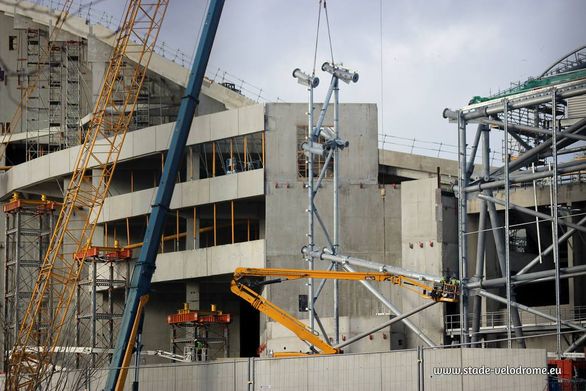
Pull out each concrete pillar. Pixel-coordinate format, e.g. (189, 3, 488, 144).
(0, 145, 6, 166)
(259, 218, 265, 240)
(87, 31, 110, 106)
(187, 146, 200, 181)
(185, 212, 200, 250)
(186, 281, 200, 310)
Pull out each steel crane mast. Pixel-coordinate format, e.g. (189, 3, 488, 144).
(104, 0, 226, 389)
(6, 1, 169, 389)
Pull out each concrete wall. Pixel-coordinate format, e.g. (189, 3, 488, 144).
(0, 12, 20, 141)
(75, 348, 547, 391)
(401, 178, 458, 346)
(100, 168, 264, 223)
(262, 103, 410, 353)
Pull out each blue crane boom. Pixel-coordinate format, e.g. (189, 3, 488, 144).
(103, 0, 225, 389)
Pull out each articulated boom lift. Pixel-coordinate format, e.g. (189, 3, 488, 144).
(231, 267, 459, 356)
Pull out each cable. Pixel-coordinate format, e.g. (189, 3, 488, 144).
(311, 0, 323, 76)
(379, 0, 384, 138)
(323, 0, 334, 66)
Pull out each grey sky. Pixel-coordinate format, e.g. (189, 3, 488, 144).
(89, 0, 586, 159)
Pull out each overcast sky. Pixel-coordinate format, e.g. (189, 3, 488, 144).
(85, 0, 586, 159)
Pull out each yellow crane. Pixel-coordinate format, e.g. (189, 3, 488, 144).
(0, 0, 74, 165)
(6, 1, 168, 389)
(231, 267, 458, 357)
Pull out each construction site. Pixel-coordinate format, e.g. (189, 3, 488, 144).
(0, 0, 584, 390)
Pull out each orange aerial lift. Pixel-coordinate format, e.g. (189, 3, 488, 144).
(231, 267, 459, 357)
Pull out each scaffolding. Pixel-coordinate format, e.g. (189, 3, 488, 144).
(167, 305, 231, 361)
(443, 45, 586, 357)
(2, 194, 56, 371)
(12, 30, 84, 160)
(10, 21, 86, 163)
(48, 43, 64, 152)
(7, 0, 170, 387)
(22, 28, 49, 160)
(64, 40, 83, 148)
(74, 245, 131, 369)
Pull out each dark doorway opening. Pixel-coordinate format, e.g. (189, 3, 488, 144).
(239, 300, 260, 357)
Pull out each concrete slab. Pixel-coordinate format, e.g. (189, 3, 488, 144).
(238, 104, 265, 135)
(210, 108, 239, 141)
(151, 239, 264, 282)
(98, 169, 264, 223)
(0, 106, 265, 198)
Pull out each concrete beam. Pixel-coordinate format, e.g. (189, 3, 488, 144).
(0, 104, 264, 199)
(99, 169, 264, 223)
(150, 239, 265, 282)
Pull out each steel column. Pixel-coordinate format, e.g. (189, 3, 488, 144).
(504, 101, 512, 348)
(470, 134, 489, 345)
(307, 74, 316, 336)
(551, 91, 562, 357)
(485, 197, 526, 347)
(333, 77, 340, 344)
(457, 112, 469, 345)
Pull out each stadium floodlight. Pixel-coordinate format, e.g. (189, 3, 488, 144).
(292, 68, 320, 88)
(321, 62, 359, 84)
(319, 127, 350, 150)
(320, 126, 336, 141)
(302, 141, 325, 157)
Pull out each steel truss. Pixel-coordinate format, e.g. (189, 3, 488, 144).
(444, 72, 586, 357)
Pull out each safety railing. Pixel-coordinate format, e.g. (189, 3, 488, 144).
(445, 305, 586, 333)
(378, 133, 504, 164)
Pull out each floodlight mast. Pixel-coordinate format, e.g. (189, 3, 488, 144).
(294, 62, 442, 348)
(293, 66, 318, 344)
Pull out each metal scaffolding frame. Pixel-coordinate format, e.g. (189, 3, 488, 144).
(2, 195, 56, 371)
(74, 246, 131, 370)
(167, 306, 231, 362)
(7, 0, 169, 387)
(443, 47, 586, 357)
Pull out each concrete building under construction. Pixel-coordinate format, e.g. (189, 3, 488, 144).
(0, 1, 585, 390)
